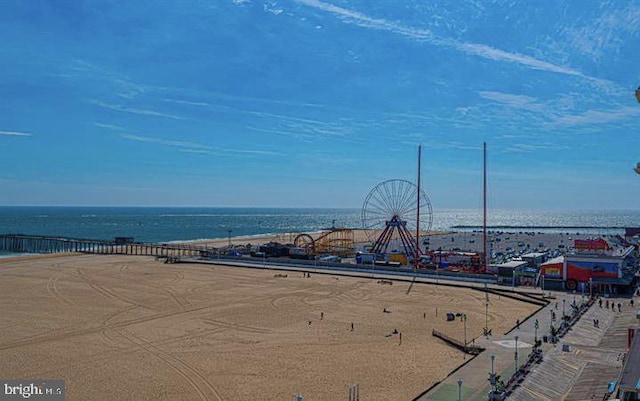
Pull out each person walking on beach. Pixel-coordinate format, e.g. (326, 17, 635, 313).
(631, 299, 634, 307)
(320, 312, 324, 320)
(606, 300, 609, 308)
(399, 332, 402, 345)
(599, 298, 603, 308)
(516, 319, 520, 330)
(351, 322, 354, 331)
(618, 303, 622, 312)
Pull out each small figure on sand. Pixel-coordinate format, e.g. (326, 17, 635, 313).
(320, 312, 324, 320)
(516, 319, 520, 330)
(631, 299, 635, 307)
(308, 320, 312, 325)
(618, 303, 622, 312)
(351, 322, 354, 331)
(399, 332, 402, 345)
(606, 300, 609, 308)
(599, 298, 602, 308)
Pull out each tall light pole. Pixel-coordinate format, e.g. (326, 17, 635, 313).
(534, 319, 539, 346)
(489, 353, 496, 396)
(463, 313, 467, 353)
(514, 335, 519, 372)
(457, 378, 463, 401)
(562, 299, 566, 321)
(485, 301, 489, 336)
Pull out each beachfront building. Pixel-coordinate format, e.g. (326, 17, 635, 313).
(494, 260, 529, 286)
(540, 238, 637, 294)
(520, 251, 548, 268)
(617, 329, 640, 400)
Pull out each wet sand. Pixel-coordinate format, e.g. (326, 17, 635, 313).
(0, 253, 538, 401)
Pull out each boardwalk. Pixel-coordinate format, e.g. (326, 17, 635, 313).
(417, 290, 638, 401)
(509, 297, 635, 401)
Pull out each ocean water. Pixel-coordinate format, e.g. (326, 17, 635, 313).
(1, 207, 639, 247)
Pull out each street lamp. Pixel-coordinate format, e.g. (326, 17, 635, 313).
(485, 302, 489, 336)
(562, 299, 566, 321)
(489, 353, 496, 393)
(514, 335, 519, 372)
(534, 318, 539, 346)
(457, 378, 463, 401)
(463, 313, 467, 353)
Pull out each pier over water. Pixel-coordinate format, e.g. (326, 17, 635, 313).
(0, 234, 207, 258)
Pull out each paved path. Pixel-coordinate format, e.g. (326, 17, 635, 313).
(417, 291, 638, 401)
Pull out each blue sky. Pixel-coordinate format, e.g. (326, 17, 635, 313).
(2, 0, 640, 210)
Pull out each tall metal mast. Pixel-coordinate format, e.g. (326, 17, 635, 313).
(415, 144, 422, 269)
(483, 142, 488, 272)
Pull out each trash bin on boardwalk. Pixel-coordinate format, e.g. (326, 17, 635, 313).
(562, 343, 570, 352)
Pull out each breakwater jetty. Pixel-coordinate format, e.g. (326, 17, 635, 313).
(0, 234, 206, 257)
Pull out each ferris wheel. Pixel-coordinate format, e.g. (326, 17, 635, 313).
(361, 179, 433, 255)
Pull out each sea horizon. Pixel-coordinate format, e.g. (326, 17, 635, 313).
(1, 206, 639, 247)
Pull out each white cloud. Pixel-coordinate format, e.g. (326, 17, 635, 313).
(0, 131, 31, 136)
(120, 134, 212, 150)
(92, 101, 184, 120)
(297, 0, 591, 79)
(455, 42, 583, 77)
(552, 106, 640, 126)
(562, 5, 640, 62)
(93, 123, 126, 131)
(120, 133, 282, 156)
(478, 91, 538, 109)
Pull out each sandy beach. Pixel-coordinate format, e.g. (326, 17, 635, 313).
(0, 251, 539, 401)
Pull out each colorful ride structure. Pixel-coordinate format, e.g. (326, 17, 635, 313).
(361, 179, 433, 264)
(293, 229, 355, 257)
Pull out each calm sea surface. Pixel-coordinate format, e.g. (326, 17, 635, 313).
(1, 207, 639, 248)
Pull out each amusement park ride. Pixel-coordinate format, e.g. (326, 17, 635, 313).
(295, 143, 491, 273)
(361, 178, 432, 263)
(293, 229, 355, 257)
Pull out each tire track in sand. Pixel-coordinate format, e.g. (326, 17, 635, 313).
(110, 328, 224, 401)
(0, 302, 218, 351)
(76, 267, 153, 310)
(45, 271, 76, 306)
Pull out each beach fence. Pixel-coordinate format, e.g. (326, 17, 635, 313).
(431, 329, 484, 355)
(0, 234, 207, 259)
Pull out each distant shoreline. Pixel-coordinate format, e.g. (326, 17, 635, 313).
(453, 225, 628, 230)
